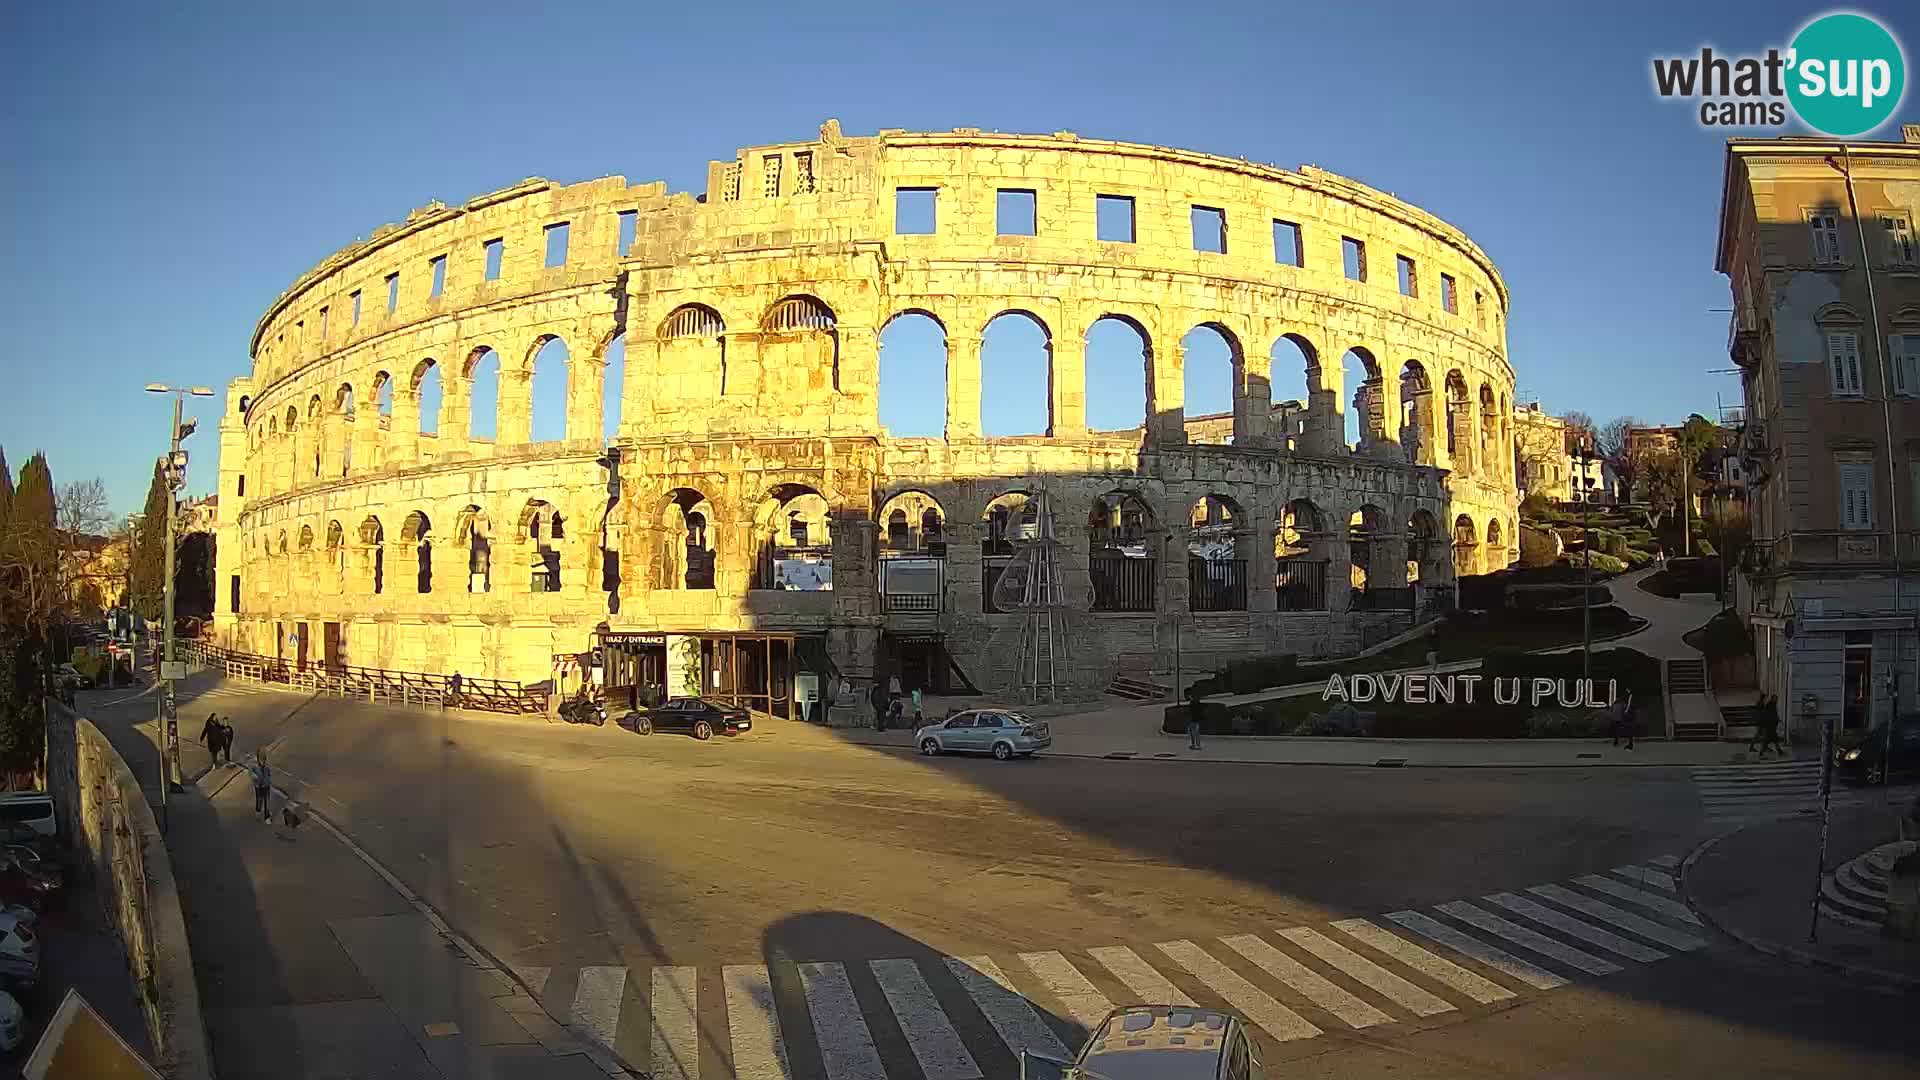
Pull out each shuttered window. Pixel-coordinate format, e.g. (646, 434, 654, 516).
(1828, 332, 1863, 396)
(1891, 334, 1920, 397)
(1810, 211, 1843, 264)
(1839, 459, 1873, 530)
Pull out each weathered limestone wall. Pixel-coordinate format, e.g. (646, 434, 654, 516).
(213, 124, 1518, 689)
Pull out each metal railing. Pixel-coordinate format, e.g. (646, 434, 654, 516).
(1188, 558, 1249, 612)
(1351, 586, 1415, 611)
(1090, 554, 1157, 612)
(1275, 559, 1329, 611)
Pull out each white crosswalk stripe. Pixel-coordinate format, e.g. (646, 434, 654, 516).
(1089, 945, 1196, 1006)
(1647, 854, 1680, 868)
(1690, 759, 1857, 823)
(651, 966, 700, 1080)
(1572, 874, 1704, 926)
(518, 854, 1716, 1077)
(1482, 893, 1667, 963)
(1435, 900, 1624, 976)
(1525, 884, 1707, 952)
(1219, 934, 1391, 1029)
(721, 965, 791, 1080)
(945, 956, 1072, 1061)
(1017, 951, 1114, 1032)
(870, 959, 981, 1080)
(1276, 927, 1455, 1018)
(799, 963, 885, 1080)
(1331, 919, 1515, 1004)
(1155, 939, 1322, 1043)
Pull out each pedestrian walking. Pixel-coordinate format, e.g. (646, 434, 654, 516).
(1751, 694, 1784, 757)
(869, 680, 889, 731)
(251, 754, 274, 821)
(1186, 683, 1205, 751)
(449, 671, 463, 710)
(1610, 691, 1636, 750)
(200, 713, 221, 757)
(888, 673, 902, 699)
(911, 686, 924, 726)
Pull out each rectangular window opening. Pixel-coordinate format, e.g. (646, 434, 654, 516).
(1891, 333, 1920, 397)
(1396, 255, 1417, 297)
(1343, 237, 1367, 282)
(617, 210, 637, 256)
(1828, 331, 1864, 397)
(350, 290, 362, 325)
(1098, 195, 1136, 243)
(230, 575, 241, 613)
(997, 189, 1037, 236)
(544, 222, 570, 268)
(483, 238, 504, 281)
(1272, 219, 1302, 266)
(1440, 273, 1458, 313)
(429, 254, 446, 298)
(1474, 290, 1485, 327)
(895, 188, 937, 234)
(1839, 457, 1873, 530)
(384, 272, 399, 312)
(1882, 214, 1917, 266)
(1809, 210, 1843, 265)
(1191, 205, 1226, 253)
(319, 306, 329, 337)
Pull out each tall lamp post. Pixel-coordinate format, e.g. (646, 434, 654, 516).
(1572, 445, 1604, 687)
(145, 383, 213, 831)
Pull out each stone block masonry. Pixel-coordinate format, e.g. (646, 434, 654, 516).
(212, 122, 1519, 695)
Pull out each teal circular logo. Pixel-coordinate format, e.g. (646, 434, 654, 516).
(1787, 13, 1906, 136)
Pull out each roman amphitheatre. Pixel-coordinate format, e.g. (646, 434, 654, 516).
(210, 120, 1518, 711)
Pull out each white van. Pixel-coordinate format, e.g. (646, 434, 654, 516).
(0, 794, 56, 839)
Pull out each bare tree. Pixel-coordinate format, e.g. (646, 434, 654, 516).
(1561, 410, 1597, 448)
(53, 478, 113, 648)
(1598, 416, 1642, 503)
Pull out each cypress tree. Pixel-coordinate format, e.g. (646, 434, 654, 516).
(130, 460, 170, 621)
(0, 446, 13, 530)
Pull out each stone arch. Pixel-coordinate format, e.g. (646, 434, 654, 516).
(1444, 370, 1472, 473)
(981, 310, 1052, 437)
(655, 487, 717, 590)
(1085, 314, 1151, 434)
(1453, 513, 1479, 576)
(1343, 347, 1384, 452)
(1486, 516, 1506, 570)
(878, 311, 947, 439)
(297, 524, 314, 552)
(412, 358, 442, 436)
(456, 505, 492, 593)
(466, 347, 501, 441)
(659, 303, 729, 399)
(360, 515, 385, 594)
(529, 335, 570, 443)
(1187, 493, 1249, 611)
(761, 294, 840, 393)
(1399, 360, 1435, 465)
(1182, 323, 1240, 445)
(601, 332, 625, 441)
(325, 519, 344, 549)
(276, 529, 287, 555)
(519, 499, 566, 594)
(1407, 509, 1443, 584)
(878, 489, 946, 552)
(982, 490, 1036, 557)
(1348, 503, 1390, 590)
(238, 394, 252, 415)
(1479, 382, 1498, 477)
(1275, 497, 1331, 610)
(1088, 491, 1156, 612)
(752, 483, 832, 590)
(373, 370, 394, 417)
(1270, 333, 1320, 453)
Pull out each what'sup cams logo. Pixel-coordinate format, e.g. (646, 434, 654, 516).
(1652, 11, 1906, 135)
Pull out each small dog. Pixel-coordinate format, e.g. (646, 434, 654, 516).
(280, 803, 303, 831)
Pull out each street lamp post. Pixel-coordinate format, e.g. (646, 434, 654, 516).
(145, 383, 213, 831)
(1572, 445, 1603, 687)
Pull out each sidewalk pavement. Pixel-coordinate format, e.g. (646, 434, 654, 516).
(836, 703, 1763, 767)
(1682, 802, 1920, 989)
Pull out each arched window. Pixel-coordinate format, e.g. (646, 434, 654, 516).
(1453, 514, 1479, 577)
(753, 485, 831, 590)
(878, 312, 947, 438)
(361, 516, 385, 594)
(1182, 324, 1237, 445)
(657, 488, 716, 590)
(467, 347, 500, 440)
(981, 311, 1051, 436)
(457, 506, 491, 593)
(602, 333, 626, 441)
(1270, 334, 1318, 453)
(1088, 492, 1156, 612)
(402, 512, 432, 593)
(761, 295, 838, 392)
(1086, 316, 1150, 434)
(530, 336, 570, 442)
(414, 360, 442, 436)
(1399, 361, 1433, 465)
(1275, 499, 1328, 611)
(521, 500, 564, 593)
(1187, 494, 1247, 610)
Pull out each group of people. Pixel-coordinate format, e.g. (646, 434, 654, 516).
(1748, 694, 1785, 756)
(870, 674, 924, 731)
(198, 713, 236, 764)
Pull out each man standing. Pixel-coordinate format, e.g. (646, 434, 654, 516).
(1610, 691, 1636, 750)
(1186, 683, 1205, 751)
(869, 680, 889, 731)
(251, 753, 274, 821)
(449, 671, 463, 710)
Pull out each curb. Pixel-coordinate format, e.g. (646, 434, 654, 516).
(1678, 822, 1920, 992)
(825, 735, 1712, 769)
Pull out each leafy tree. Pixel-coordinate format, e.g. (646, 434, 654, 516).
(1640, 448, 1683, 529)
(1676, 415, 1722, 554)
(130, 460, 170, 622)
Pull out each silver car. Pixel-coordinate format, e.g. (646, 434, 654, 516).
(1022, 1005, 1262, 1080)
(915, 709, 1052, 760)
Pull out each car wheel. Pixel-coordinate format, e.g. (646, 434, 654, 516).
(992, 741, 1014, 761)
(693, 720, 714, 741)
(635, 717, 653, 736)
(920, 738, 940, 756)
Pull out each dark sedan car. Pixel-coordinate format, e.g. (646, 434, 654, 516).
(626, 697, 752, 740)
(1836, 713, 1920, 785)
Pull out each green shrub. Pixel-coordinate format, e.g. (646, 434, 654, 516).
(1586, 552, 1628, 574)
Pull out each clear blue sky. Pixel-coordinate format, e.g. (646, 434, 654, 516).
(4, 1, 1912, 515)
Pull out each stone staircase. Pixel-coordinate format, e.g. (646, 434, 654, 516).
(1106, 673, 1169, 701)
(1819, 840, 1917, 928)
(1667, 658, 1718, 741)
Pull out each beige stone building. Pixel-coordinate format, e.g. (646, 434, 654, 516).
(1512, 403, 1573, 503)
(212, 123, 1518, 705)
(1721, 127, 1920, 741)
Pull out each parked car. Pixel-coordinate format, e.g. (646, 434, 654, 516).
(1020, 1005, 1262, 1080)
(1836, 713, 1920, 785)
(916, 709, 1052, 760)
(2, 845, 59, 887)
(52, 664, 90, 691)
(0, 990, 21, 1052)
(0, 854, 60, 912)
(625, 697, 752, 740)
(0, 794, 55, 841)
(0, 912, 38, 994)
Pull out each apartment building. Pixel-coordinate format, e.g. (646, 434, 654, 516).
(1718, 127, 1920, 740)
(1513, 403, 1574, 502)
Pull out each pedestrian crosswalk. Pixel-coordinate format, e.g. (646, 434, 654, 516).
(182, 681, 305, 704)
(509, 857, 1705, 1078)
(1690, 758, 1871, 822)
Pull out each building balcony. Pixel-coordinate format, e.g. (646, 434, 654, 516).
(1746, 530, 1920, 575)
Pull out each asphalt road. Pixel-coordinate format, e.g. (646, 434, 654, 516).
(83, 678, 1919, 1078)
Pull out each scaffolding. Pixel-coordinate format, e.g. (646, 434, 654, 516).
(991, 491, 1075, 703)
